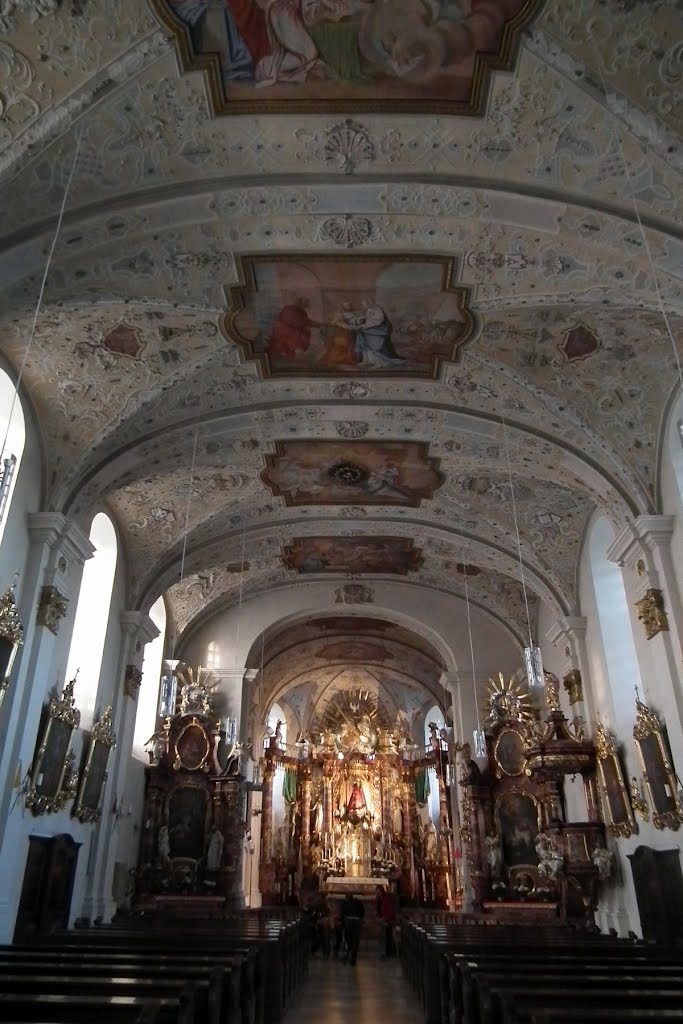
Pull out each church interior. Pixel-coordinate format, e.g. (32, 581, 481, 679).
(0, 0, 682, 1020)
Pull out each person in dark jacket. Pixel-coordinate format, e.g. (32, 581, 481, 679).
(340, 892, 365, 965)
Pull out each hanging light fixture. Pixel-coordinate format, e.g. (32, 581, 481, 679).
(462, 565, 486, 759)
(499, 399, 544, 689)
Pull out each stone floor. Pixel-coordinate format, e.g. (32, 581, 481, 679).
(284, 953, 422, 1024)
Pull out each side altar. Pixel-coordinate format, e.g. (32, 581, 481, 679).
(135, 669, 246, 910)
(460, 672, 613, 924)
(258, 689, 458, 907)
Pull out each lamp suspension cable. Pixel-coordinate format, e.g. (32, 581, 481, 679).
(462, 564, 486, 758)
(231, 510, 248, 702)
(170, 425, 199, 663)
(0, 134, 82, 468)
(591, 61, 682, 397)
(498, 405, 544, 688)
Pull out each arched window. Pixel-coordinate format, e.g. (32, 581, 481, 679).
(206, 641, 220, 672)
(64, 513, 118, 730)
(588, 515, 643, 727)
(0, 368, 26, 546)
(133, 596, 167, 763)
(424, 704, 445, 748)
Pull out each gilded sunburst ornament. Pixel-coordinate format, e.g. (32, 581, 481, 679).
(485, 672, 533, 727)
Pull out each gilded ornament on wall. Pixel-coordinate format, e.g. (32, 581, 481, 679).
(36, 585, 69, 635)
(635, 588, 669, 640)
(562, 669, 583, 707)
(123, 664, 142, 700)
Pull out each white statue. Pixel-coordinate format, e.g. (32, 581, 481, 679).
(592, 845, 612, 881)
(485, 833, 503, 879)
(206, 827, 224, 872)
(535, 833, 563, 880)
(158, 824, 170, 861)
(424, 819, 438, 862)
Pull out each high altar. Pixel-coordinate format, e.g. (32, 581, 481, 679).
(259, 690, 457, 907)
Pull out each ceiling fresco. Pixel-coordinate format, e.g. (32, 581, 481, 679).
(0, 0, 680, 673)
(224, 255, 475, 378)
(261, 439, 444, 506)
(283, 536, 423, 575)
(155, 0, 542, 115)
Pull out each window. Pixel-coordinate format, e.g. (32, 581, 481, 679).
(206, 641, 220, 672)
(588, 515, 643, 727)
(424, 704, 445, 748)
(267, 703, 287, 747)
(64, 513, 118, 730)
(0, 369, 26, 545)
(133, 596, 167, 763)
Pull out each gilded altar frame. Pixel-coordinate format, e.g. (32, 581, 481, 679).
(0, 581, 23, 711)
(633, 700, 683, 831)
(73, 706, 116, 823)
(26, 679, 80, 816)
(595, 723, 637, 838)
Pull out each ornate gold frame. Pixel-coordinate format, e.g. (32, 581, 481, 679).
(594, 723, 637, 838)
(633, 699, 683, 831)
(173, 716, 212, 772)
(73, 706, 116, 823)
(0, 580, 23, 711)
(26, 678, 80, 816)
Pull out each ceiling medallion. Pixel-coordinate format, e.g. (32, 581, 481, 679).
(329, 461, 369, 487)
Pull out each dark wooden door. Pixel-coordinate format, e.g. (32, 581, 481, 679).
(14, 834, 81, 943)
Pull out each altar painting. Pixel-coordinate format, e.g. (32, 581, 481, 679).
(496, 791, 539, 868)
(262, 440, 444, 506)
(157, 1, 540, 115)
(283, 536, 423, 574)
(224, 256, 474, 378)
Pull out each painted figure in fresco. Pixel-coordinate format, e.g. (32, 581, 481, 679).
(255, 0, 324, 86)
(169, 1, 270, 80)
(267, 297, 322, 358)
(350, 301, 405, 367)
(168, 0, 533, 108)
(320, 302, 361, 367)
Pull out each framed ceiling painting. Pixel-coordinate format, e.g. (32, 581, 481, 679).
(153, 0, 543, 116)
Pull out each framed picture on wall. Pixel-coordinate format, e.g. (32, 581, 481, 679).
(595, 723, 637, 838)
(26, 678, 80, 816)
(73, 706, 116, 823)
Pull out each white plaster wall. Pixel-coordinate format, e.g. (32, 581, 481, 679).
(177, 578, 523, 746)
(0, 499, 133, 940)
(576, 514, 683, 937)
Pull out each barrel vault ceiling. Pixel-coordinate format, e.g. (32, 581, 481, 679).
(0, 0, 681, 658)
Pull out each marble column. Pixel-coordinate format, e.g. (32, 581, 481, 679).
(322, 759, 334, 844)
(301, 767, 312, 867)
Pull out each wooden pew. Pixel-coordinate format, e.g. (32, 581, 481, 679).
(0, 991, 190, 1024)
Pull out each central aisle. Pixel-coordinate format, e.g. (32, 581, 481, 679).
(285, 953, 422, 1024)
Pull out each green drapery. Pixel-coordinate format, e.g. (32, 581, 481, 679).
(282, 767, 298, 805)
(414, 767, 430, 806)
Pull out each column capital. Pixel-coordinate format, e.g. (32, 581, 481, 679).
(634, 515, 675, 551)
(605, 517, 674, 572)
(120, 611, 159, 646)
(60, 519, 96, 566)
(546, 615, 587, 648)
(440, 670, 459, 695)
(27, 512, 66, 547)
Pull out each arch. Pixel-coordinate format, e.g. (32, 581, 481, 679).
(588, 514, 643, 723)
(133, 595, 168, 763)
(0, 367, 26, 548)
(64, 512, 118, 731)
